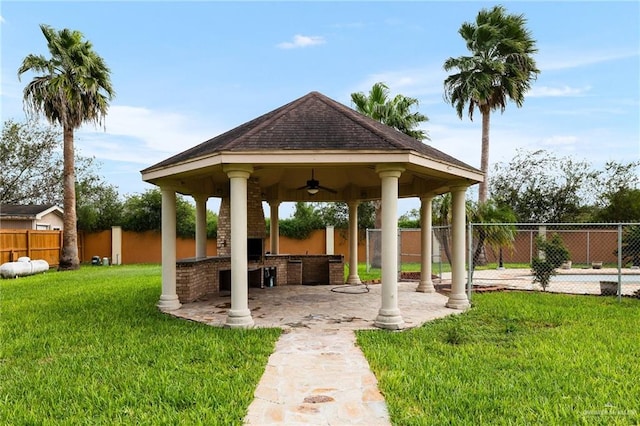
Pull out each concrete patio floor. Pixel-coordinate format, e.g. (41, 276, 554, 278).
(169, 280, 459, 331)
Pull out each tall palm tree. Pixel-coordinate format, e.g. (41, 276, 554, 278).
(18, 24, 114, 270)
(443, 5, 539, 203)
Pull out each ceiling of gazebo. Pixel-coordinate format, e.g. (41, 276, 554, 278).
(141, 92, 483, 202)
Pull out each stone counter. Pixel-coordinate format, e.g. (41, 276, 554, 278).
(176, 254, 344, 303)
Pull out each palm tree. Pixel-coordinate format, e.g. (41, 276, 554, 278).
(351, 82, 429, 142)
(18, 24, 114, 270)
(351, 82, 430, 234)
(443, 5, 539, 203)
(468, 200, 517, 268)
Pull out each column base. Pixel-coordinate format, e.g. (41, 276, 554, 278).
(224, 309, 255, 328)
(374, 308, 404, 330)
(416, 280, 436, 293)
(157, 294, 181, 311)
(446, 293, 470, 310)
(346, 274, 362, 285)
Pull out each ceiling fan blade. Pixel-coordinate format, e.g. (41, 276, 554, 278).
(318, 185, 338, 194)
(296, 185, 309, 190)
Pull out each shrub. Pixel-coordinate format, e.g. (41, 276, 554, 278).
(531, 233, 570, 291)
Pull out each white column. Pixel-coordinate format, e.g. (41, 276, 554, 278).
(111, 225, 122, 265)
(346, 201, 361, 284)
(417, 195, 436, 292)
(157, 188, 181, 311)
(447, 186, 470, 309)
(269, 201, 280, 254)
(325, 226, 335, 255)
(224, 165, 254, 328)
(194, 194, 208, 259)
(374, 165, 405, 330)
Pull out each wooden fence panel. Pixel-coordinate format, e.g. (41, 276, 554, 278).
(0, 229, 62, 266)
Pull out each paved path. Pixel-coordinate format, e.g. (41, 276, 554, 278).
(244, 329, 391, 425)
(170, 282, 460, 425)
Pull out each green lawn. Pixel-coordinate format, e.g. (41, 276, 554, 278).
(0, 265, 281, 424)
(4, 265, 638, 425)
(357, 292, 640, 425)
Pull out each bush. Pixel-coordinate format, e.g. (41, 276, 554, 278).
(531, 233, 569, 291)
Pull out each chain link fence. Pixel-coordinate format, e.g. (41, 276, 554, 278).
(366, 227, 451, 280)
(367, 224, 640, 301)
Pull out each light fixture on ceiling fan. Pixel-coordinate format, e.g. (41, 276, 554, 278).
(296, 169, 337, 195)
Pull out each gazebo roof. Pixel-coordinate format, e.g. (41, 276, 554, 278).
(141, 91, 483, 201)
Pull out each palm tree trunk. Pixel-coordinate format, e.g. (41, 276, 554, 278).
(59, 124, 79, 270)
(479, 110, 491, 203)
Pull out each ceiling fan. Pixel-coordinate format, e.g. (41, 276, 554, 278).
(297, 169, 337, 195)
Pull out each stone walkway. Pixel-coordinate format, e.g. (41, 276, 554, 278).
(169, 281, 459, 425)
(244, 329, 390, 425)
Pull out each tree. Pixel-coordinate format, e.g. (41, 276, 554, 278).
(351, 82, 430, 231)
(316, 202, 375, 230)
(490, 149, 638, 223)
(619, 225, 640, 268)
(398, 208, 420, 229)
(351, 81, 429, 142)
(0, 119, 62, 204)
(278, 202, 325, 240)
(468, 200, 517, 268)
(76, 182, 122, 232)
(444, 5, 539, 203)
(595, 189, 640, 223)
(18, 24, 115, 270)
(121, 189, 199, 238)
(1, 119, 118, 225)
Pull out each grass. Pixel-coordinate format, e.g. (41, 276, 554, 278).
(0, 265, 281, 425)
(356, 292, 640, 425)
(346, 262, 537, 282)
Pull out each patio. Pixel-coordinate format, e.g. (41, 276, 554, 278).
(169, 281, 458, 330)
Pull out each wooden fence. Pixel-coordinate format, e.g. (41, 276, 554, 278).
(0, 230, 64, 266)
(0, 228, 368, 266)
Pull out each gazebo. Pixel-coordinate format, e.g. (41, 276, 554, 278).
(141, 91, 483, 329)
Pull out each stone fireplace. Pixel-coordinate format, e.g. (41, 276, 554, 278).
(216, 177, 266, 258)
(174, 176, 344, 303)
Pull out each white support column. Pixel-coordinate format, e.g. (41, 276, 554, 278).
(194, 194, 208, 259)
(157, 188, 181, 311)
(223, 165, 255, 328)
(447, 186, 470, 310)
(416, 195, 436, 293)
(269, 201, 280, 255)
(346, 201, 361, 284)
(325, 226, 335, 255)
(374, 165, 405, 330)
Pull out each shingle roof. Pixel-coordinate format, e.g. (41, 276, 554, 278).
(0, 204, 60, 218)
(143, 91, 477, 172)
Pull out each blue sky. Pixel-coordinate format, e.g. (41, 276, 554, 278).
(1, 1, 639, 217)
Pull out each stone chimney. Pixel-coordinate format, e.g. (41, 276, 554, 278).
(217, 177, 266, 256)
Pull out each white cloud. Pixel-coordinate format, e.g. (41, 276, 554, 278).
(350, 64, 447, 100)
(541, 135, 579, 147)
(538, 48, 639, 71)
(277, 34, 326, 49)
(528, 85, 591, 98)
(76, 105, 224, 165)
(0, 15, 5, 24)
